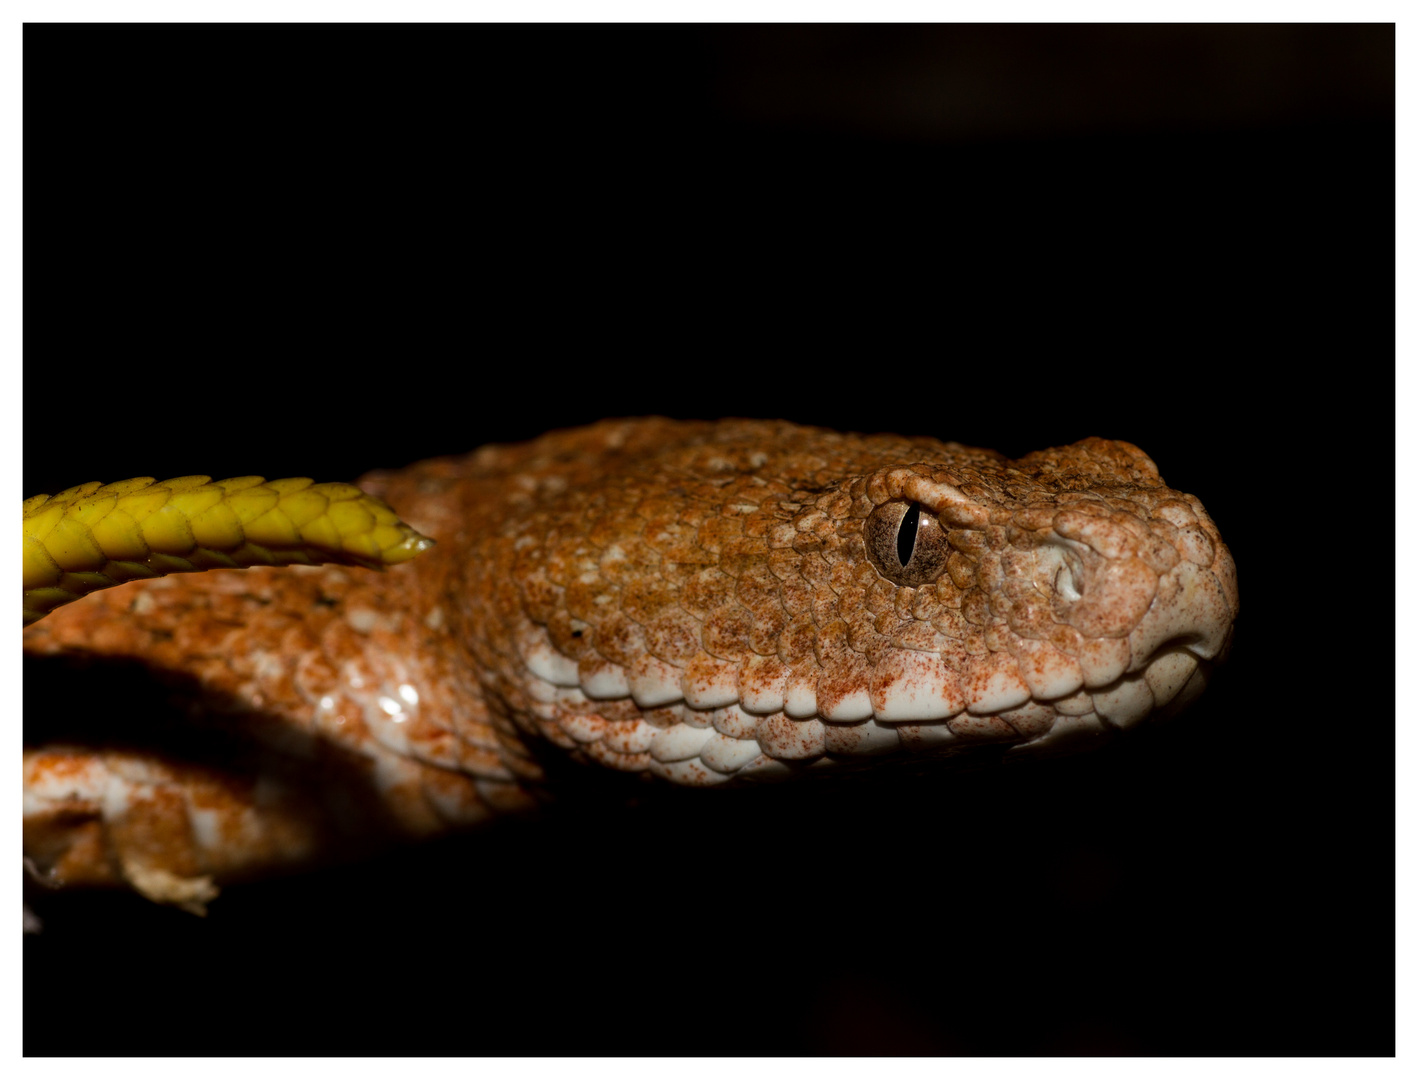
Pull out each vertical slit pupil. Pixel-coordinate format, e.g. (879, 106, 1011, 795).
(896, 503, 920, 567)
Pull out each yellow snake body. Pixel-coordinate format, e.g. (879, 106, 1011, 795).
(23, 474, 433, 625)
(22, 418, 1238, 913)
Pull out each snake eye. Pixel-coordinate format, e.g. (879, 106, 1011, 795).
(865, 500, 950, 587)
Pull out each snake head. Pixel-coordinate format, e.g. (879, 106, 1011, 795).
(846, 438, 1237, 756)
(501, 423, 1238, 784)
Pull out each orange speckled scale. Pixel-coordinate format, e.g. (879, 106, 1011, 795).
(23, 418, 1238, 910)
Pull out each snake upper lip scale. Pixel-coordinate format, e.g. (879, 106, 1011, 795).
(21, 417, 1238, 914)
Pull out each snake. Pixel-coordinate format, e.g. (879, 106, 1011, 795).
(21, 417, 1238, 915)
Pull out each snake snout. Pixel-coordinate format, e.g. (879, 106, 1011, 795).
(1125, 550, 1237, 673)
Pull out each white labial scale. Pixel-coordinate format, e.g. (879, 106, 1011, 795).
(600, 719, 657, 755)
(734, 754, 794, 781)
(627, 654, 685, 708)
(521, 632, 581, 687)
(526, 699, 560, 725)
(820, 687, 874, 722)
(894, 721, 959, 751)
(1011, 711, 1111, 754)
(676, 705, 711, 729)
(870, 649, 966, 721)
(1092, 674, 1156, 729)
(995, 699, 1057, 739)
(823, 716, 901, 756)
(962, 656, 1032, 715)
(524, 675, 563, 704)
(1010, 637, 1085, 701)
(560, 713, 609, 744)
(754, 713, 826, 760)
(710, 703, 759, 739)
(583, 739, 645, 770)
(649, 757, 733, 787)
(699, 731, 765, 774)
(682, 666, 740, 709)
(948, 712, 1017, 739)
(1144, 650, 1201, 709)
(650, 723, 715, 763)
(783, 681, 818, 718)
(1172, 662, 1212, 714)
(579, 661, 630, 699)
(1077, 636, 1132, 688)
(1050, 688, 1095, 715)
(526, 685, 589, 728)
(738, 654, 785, 713)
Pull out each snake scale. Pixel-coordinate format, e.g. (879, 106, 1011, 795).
(22, 417, 1237, 914)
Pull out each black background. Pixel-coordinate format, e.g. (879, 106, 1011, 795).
(24, 25, 1393, 1056)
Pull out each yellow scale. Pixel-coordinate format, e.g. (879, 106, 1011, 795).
(22, 474, 434, 625)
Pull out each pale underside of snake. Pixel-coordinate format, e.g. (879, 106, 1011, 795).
(22, 418, 1238, 914)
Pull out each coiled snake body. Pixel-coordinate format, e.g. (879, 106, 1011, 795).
(22, 418, 1238, 913)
